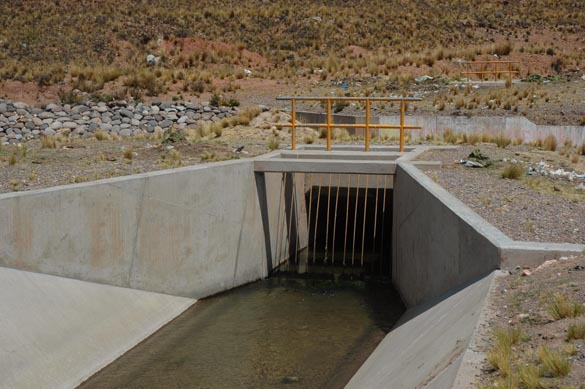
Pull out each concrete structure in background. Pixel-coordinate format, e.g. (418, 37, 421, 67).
(0, 266, 193, 389)
(297, 111, 585, 146)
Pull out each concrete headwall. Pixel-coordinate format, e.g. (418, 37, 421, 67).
(392, 163, 504, 306)
(0, 160, 305, 299)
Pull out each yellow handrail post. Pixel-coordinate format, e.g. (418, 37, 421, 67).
(365, 99, 371, 152)
(291, 99, 297, 150)
(508, 63, 512, 86)
(326, 99, 332, 151)
(399, 100, 405, 152)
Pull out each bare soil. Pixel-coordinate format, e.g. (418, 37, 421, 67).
(479, 256, 585, 388)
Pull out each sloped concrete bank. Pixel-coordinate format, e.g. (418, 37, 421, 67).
(348, 162, 584, 388)
(0, 267, 194, 389)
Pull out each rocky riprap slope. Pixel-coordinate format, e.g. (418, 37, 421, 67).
(0, 99, 237, 143)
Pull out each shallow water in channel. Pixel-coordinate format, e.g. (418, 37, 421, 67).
(80, 277, 404, 389)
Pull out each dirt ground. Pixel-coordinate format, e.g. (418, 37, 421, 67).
(0, 110, 319, 194)
(418, 144, 585, 244)
(478, 256, 585, 388)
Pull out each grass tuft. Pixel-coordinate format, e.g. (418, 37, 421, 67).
(501, 164, 524, 179)
(538, 346, 571, 377)
(40, 135, 57, 149)
(493, 133, 511, 148)
(94, 130, 111, 141)
(543, 134, 557, 151)
(267, 137, 280, 151)
(548, 294, 584, 320)
(567, 323, 585, 340)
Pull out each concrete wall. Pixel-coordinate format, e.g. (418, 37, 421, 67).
(0, 160, 306, 299)
(297, 111, 585, 146)
(392, 163, 504, 306)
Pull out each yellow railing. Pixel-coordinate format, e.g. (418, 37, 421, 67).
(461, 60, 519, 84)
(275, 96, 422, 152)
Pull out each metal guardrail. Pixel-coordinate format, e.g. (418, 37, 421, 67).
(461, 60, 519, 84)
(276, 96, 422, 152)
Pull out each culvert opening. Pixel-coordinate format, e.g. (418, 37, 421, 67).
(272, 173, 393, 280)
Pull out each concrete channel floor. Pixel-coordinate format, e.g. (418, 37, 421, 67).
(0, 266, 194, 389)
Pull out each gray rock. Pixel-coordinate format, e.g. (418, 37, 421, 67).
(159, 120, 173, 128)
(62, 122, 78, 129)
(119, 109, 133, 118)
(13, 102, 28, 110)
(0, 103, 7, 113)
(119, 128, 132, 138)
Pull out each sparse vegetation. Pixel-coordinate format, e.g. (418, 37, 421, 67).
(40, 135, 57, 149)
(548, 294, 584, 320)
(493, 134, 512, 149)
(543, 134, 558, 151)
(501, 164, 524, 179)
(538, 346, 571, 377)
(267, 137, 280, 151)
(567, 323, 585, 340)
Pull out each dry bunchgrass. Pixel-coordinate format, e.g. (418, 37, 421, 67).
(517, 364, 545, 389)
(486, 326, 525, 377)
(538, 346, 571, 377)
(467, 133, 480, 145)
(548, 294, 584, 320)
(94, 130, 111, 141)
(543, 134, 558, 151)
(442, 128, 457, 144)
(501, 164, 524, 179)
(40, 135, 57, 149)
(580, 143, 585, 156)
(567, 323, 585, 340)
(8, 152, 17, 166)
(123, 148, 133, 161)
(493, 133, 511, 148)
(267, 137, 280, 151)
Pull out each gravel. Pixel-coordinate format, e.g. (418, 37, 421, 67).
(418, 144, 585, 244)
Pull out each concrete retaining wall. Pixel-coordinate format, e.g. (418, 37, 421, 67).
(0, 160, 305, 299)
(392, 163, 504, 306)
(297, 111, 585, 146)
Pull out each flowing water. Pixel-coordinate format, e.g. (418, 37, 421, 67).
(80, 277, 404, 389)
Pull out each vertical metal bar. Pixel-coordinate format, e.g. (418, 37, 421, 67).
(365, 99, 371, 152)
(291, 99, 297, 150)
(399, 100, 405, 152)
(274, 173, 285, 268)
(326, 99, 332, 151)
(351, 175, 360, 266)
(331, 174, 341, 264)
(343, 175, 351, 266)
(312, 175, 323, 263)
(508, 62, 512, 86)
(324, 174, 332, 262)
(306, 174, 313, 256)
(380, 175, 388, 274)
(287, 173, 295, 263)
(293, 174, 300, 265)
(372, 176, 380, 266)
(360, 175, 369, 266)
